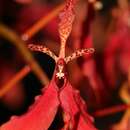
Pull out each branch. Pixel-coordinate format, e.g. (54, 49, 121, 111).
(0, 66, 30, 97)
(93, 104, 130, 117)
(0, 24, 49, 85)
(21, 3, 65, 41)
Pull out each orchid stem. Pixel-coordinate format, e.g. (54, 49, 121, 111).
(93, 104, 130, 117)
(21, 3, 65, 41)
(0, 66, 30, 97)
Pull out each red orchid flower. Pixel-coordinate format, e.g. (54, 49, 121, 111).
(0, 0, 97, 129)
(1, 58, 96, 130)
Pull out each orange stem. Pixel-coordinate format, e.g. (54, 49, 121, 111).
(93, 104, 130, 117)
(22, 3, 65, 41)
(0, 66, 30, 97)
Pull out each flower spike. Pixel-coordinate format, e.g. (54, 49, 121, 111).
(65, 48, 95, 63)
(28, 44, 58, 62)
(58, 0, 75, 58)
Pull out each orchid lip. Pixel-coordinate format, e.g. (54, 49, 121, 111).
(54, 58, 67, 88)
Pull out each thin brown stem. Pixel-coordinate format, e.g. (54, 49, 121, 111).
(93, 104, 130, 117)
(0, 66, 30, 97)
(0, 24, 49, 85)
(21, 3, 65, 41)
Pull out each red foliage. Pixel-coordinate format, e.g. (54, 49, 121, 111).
(79, 36, 110, 108)
(104, 15, 130, 88)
